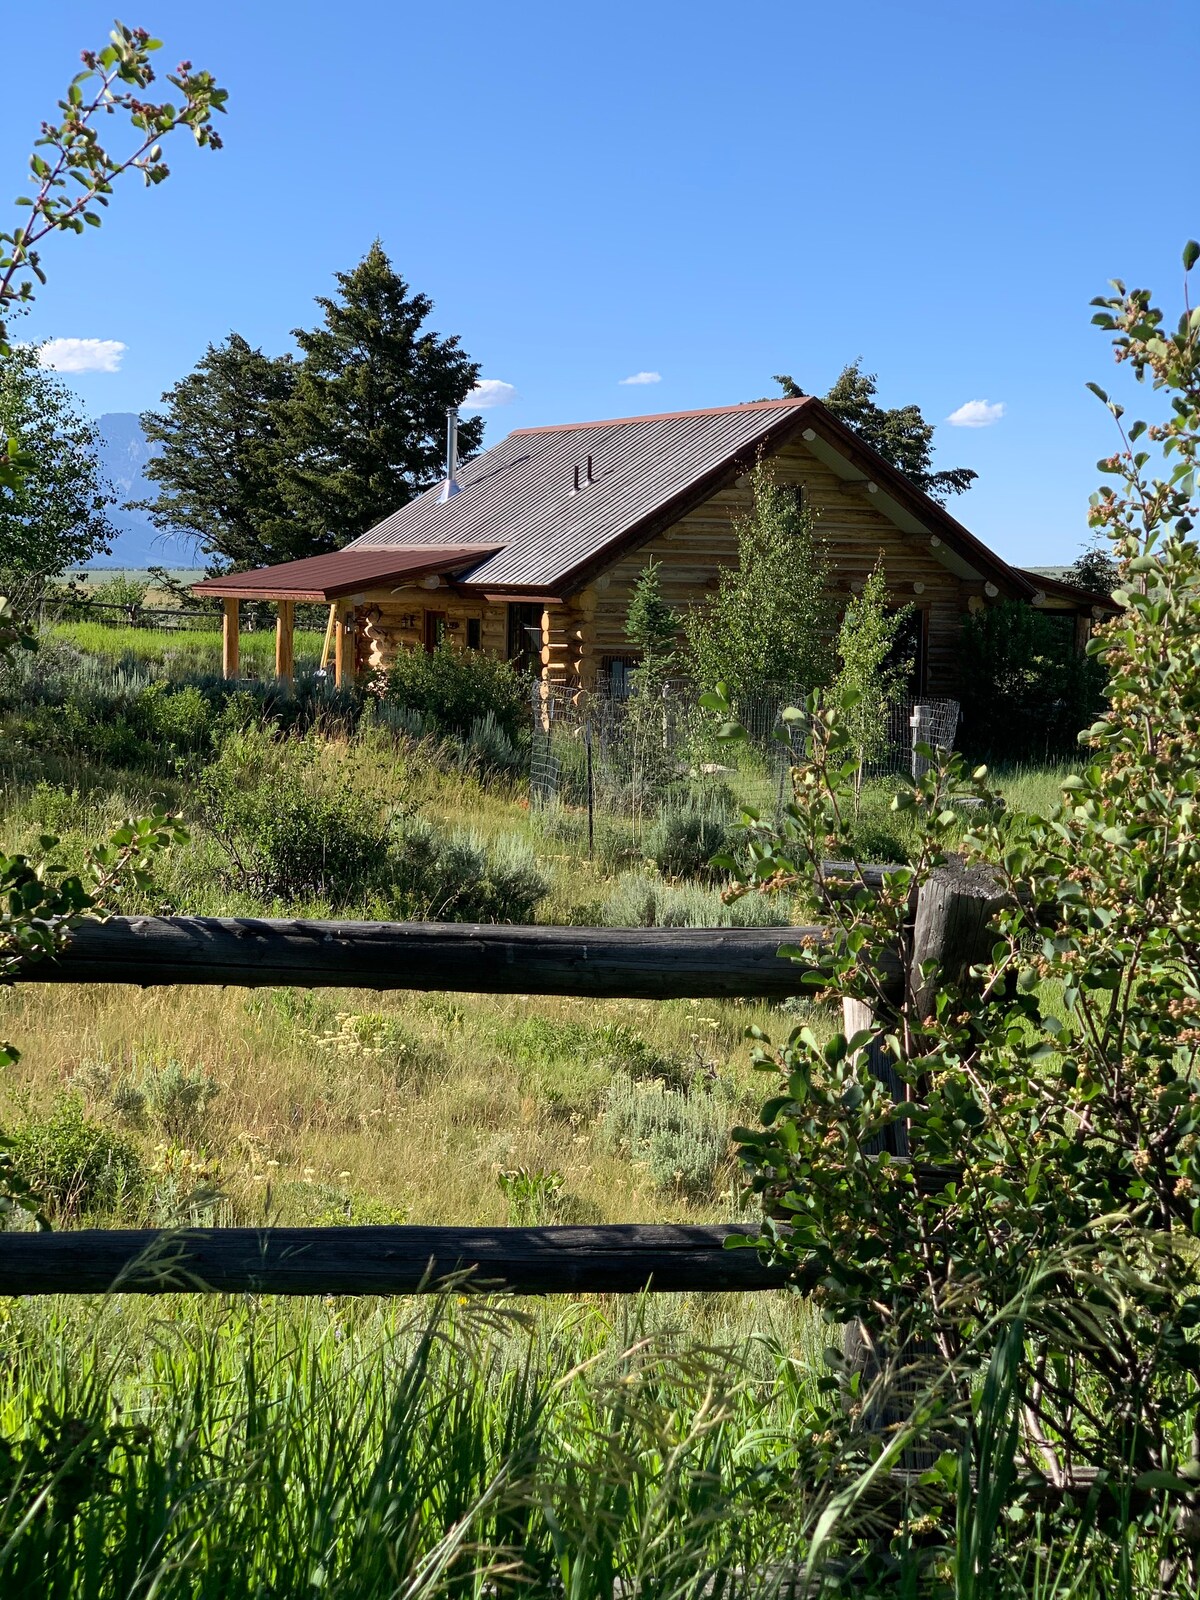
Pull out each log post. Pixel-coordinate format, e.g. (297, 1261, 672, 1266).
(275, 599, 295, 684)
(334, 602, 355, 688)
(319, 603, 337, 672)
(845, 857, 1010, 1463)
(221, 597, 240, 679)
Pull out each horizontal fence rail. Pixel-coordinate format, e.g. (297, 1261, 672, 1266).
(17, 916, 885, 1001)
(5, 899, 911, 1298)
(0, 1225, 793, 1297)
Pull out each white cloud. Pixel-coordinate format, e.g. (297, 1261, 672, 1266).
(619, 370, 662, 386)
(946, 398, 1005, 428)
(463, 378, 517, 410)
(36, 337, 127, 374)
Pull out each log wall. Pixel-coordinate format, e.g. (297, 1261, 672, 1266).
(584, 437, 969, 697)
(341, 438, 1092, 696)
(342, 585, 509, 678)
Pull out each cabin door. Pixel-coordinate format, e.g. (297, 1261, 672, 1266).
(424, 611, 446, 653)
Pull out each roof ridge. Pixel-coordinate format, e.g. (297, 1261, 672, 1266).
(510, 396, 813, 435)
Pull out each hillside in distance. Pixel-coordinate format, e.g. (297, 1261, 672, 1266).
(94, 413, 202, 568)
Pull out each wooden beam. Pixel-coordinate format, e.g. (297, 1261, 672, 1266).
(334, 602, 355, 688)
(275, 599, 295, 684)
(319, 603, 337, 671)
(221, 597, 239, 679)
(0, 1224, 793, 1297)
(18, 917, 837, 1000)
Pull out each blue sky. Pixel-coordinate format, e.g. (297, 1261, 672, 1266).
(3, 0, 1196, 567)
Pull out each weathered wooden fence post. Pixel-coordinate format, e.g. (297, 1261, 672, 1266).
(844, 856, 1011, 1464)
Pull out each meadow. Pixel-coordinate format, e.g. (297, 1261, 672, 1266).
(0, 626, 1120, 1597)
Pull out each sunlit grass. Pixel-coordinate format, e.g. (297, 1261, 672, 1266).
(47, 621, 327, 676)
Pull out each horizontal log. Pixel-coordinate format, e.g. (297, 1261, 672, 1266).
(17, 917, 845, 999)
(0, 1224, 793, 1297)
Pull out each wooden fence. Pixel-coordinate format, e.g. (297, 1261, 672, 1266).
(4, 865, 988, 1299)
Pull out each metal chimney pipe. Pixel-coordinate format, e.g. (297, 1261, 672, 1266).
(437, 406, 461, 503)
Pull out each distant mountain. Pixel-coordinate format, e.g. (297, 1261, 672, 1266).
(92, 413, 203, 569)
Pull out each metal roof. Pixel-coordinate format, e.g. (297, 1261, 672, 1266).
(192, 546, 500, 602)
(345, 399, 814, 590)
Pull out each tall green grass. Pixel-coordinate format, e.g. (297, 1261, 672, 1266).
(0, 1292, 825, 1599)
(46, 622, 326, 676)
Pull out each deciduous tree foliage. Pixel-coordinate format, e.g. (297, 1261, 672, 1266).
(0, 22, 218, 1224)
(717, 242, 1200, 1574)
(279, 242, 483, 543)
(685, 459, 832, 702)
(0, 347, 114, 597)
(774, 361, 977, 502)
(135, 335, 299, 573)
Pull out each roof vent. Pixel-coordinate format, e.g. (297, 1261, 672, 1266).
(437, 406, 461, 503)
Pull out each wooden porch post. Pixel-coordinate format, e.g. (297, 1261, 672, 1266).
(334, 602, 356, 689)
(221, 597, 240, 680)
(275, 599, 295, 685)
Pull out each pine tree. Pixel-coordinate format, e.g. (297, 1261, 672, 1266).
(135, 334, 299, 572)
(280, 242, 483, 541)
(772, 362, 977, 503)
(831, 558, 912, 803)
(625, 559, 680, 674)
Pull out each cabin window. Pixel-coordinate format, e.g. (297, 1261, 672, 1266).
(466, 618, 482, 650)
(601, 654, 639, 699)
(886, 607, 927, 695)
(506, 603, 542, 674)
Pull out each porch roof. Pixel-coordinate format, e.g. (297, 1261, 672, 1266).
(192, 546, 502, 603)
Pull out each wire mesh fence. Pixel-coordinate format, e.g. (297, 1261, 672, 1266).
(530, 679, 960, 838)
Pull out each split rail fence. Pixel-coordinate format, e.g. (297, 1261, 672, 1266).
(3, 868, 983, 1301)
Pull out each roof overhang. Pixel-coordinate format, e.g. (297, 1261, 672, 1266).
(192, 546, 502, 603)
(535, 399, 1036, 604)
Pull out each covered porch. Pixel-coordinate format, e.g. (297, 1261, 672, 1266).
(191, 546, 503, 686)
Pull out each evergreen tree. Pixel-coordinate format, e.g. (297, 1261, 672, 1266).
(0, 346, 114, 603)
(134, 334, 299, 572)
(831, 558, 912, 804)
(773, 362, 977, 503)
(280, 242, 483, 541)
(625, 558, 680, 676)
(684, 459, 833, 702)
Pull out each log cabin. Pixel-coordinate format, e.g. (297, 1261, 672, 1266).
(192, 396, 1112, 694)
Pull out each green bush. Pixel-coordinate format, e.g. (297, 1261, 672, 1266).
(139, 1058, 220, 1143)
(391, 824, 548, 922)
(7, 1099, 144, 1218)
(201, 729, 548, 920)
(646, 799, 732, 881)
(601, 871, 790, 928)
(200, 729, 394, 900)
(958, 599, 1106, 762)
(384, 645, 529, 745)
(600, 1072, 732, 1198)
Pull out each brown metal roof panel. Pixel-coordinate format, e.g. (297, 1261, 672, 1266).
(191, 546, 501, 601)
(346, 401, 812, 588)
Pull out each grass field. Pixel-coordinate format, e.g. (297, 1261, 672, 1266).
(48, 620, 328, 677)
(2, 632, 1143, 1594)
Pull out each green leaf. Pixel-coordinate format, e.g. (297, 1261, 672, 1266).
(1184, 240, 1200, 272)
